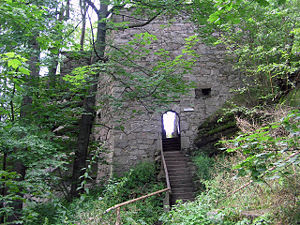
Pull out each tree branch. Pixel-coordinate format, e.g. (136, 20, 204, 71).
(88, 12, 107, 62)
(85, 0, 99, 14)
(107, 10, 163, 30)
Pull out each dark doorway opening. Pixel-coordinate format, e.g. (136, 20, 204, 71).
(161, 111, 181, 152)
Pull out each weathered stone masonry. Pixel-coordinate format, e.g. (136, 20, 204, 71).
(93, 13, 241, 178)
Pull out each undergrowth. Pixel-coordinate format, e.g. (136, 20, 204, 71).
(162, 154, 299, 225)
(162, 108, 299, 225)
(23, 109, 299, 225)
(24, 162, 165, 225)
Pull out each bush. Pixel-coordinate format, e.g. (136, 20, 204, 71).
(193, 153, 215, 182)
(24, 162, 165, 224)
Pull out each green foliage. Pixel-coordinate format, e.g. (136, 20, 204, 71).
(0, 122, 68, 221)
(100, 31, 198, 117)
(222, 110, 299, 181)
(163, 106, 299, 224)
(23, 162, 164, 225)
(0, 171, 24, 220)
(192, 0, 300, 101)
(163, 152, 299, 224)
(104, 162, 158, 205)
(161, 180, 239, 225)
(0, 52, 29, 119)
(193, 153, 215, 182)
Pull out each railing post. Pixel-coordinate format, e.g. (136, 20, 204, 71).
(159, 134, 171, 210)
(115, 207, 121, 225)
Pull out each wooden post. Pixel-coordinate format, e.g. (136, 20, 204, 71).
(115, 207, 121, 225)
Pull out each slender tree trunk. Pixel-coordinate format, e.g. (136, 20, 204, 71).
(49, 5, 67, 87)
(65, 0, 70, 20)
(69, 1, 108, 198)
(80, 0, 88, 51)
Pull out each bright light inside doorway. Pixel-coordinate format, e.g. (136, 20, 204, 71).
(163, 111, 176, 138)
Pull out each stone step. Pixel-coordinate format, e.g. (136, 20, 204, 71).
(165, 156, 188, 160)
(167, 165, 187, 169)
(163, 144, 180, 148)
(168, 171, 189, 177)
(163, 146, 180, 149)
(163, 143, 180, 146)
(163, 145, 180, 148)
(169, 175, 189, 180)
(172, 186, 194, 193)
(166, 162, 187, 168)
(163, 148, 181, 152)
(163, 151, 183, 155)
(170, 180, 190, 185)
(168, 167, 189, 172)
(170, 180, 193, 186)
(168, 171, 190, 176)
(165, 159, 187, 166)
(163, 145, 180, 149)
(163, 147, 181, 150)
(164, 153, 185, 157)
(168, 167, 188, 172)
(170, 180, 193, 185)
(170, 181, 193, 187)
(169, 175, 192, 181)
(169, 173, 190, 178)
(162, 148, 195, 206)
(164, 156, 186, 161)
(162, 142, 180, 146)
(169, 179, 193, 184)
(164, 152, 185, 157)
(165, 159, 187, 164)
(162, 137, 180, 142)
(167, 165, 187, 170)
(172, 192, 194, 199)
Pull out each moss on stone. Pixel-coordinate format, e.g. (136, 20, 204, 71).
(206, 121, 237, 136)
(194, 109, 238, 156)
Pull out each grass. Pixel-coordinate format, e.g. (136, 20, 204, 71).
(163, 108, 299, 225)
(162, 153, 299, 224)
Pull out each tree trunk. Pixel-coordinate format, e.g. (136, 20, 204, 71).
(69, 1, 108, 198)
(80, 0, 88, 51)
(48, 4, 67, 87)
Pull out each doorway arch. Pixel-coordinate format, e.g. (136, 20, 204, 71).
(161, 111, 180, 139)
(161, 111, 181, 152)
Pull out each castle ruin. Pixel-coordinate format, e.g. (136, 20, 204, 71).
(92, 12, 241, 178)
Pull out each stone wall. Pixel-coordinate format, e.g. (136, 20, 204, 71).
(60, 51, 92, 76)
(93, 12, 241, 177)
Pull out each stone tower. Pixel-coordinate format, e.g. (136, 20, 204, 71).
(93, 11, 241, 178)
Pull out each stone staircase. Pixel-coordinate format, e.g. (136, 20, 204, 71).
(162, 138, 195, 205)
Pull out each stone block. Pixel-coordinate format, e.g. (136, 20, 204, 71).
(181, 121, 189, 130)
(181, 137, 190, 149)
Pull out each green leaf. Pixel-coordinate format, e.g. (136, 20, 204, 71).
(4, 52, 15, 58)
(8, 58, 22, 69)
(18, 66, 30, 75)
